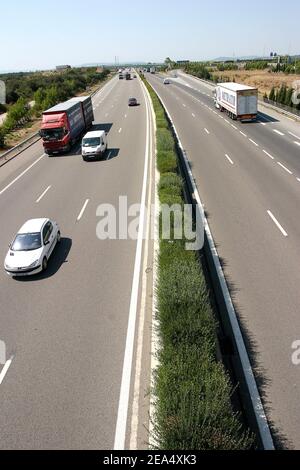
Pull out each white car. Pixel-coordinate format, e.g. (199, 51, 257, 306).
(163, 78, 170, 85)
(4, 218, 61, 277)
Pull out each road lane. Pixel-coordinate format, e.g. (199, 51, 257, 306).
(147, 72, 300, 448)
(0, 74, 154, 449)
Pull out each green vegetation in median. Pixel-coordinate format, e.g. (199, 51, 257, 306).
(141, 76, 253, 450)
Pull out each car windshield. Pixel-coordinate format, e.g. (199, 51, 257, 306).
(82, 138, 100, 147)
(40, 128, 64, 141)
(11, 233, 42, 251)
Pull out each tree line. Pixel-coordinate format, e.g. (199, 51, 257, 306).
(0, 67, 110, 148)
(268, 84, 300, 110)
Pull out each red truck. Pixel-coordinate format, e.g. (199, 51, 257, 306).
(40, 96, 94, 155)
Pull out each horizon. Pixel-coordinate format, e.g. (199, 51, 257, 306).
(1, 0, 299, 72)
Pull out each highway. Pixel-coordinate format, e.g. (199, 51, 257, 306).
(0, 74, 155, 449)
(147, 70, 300, 449)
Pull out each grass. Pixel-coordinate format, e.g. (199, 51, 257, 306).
(141, 75, 253, 450)
(212, 69, 300, 97)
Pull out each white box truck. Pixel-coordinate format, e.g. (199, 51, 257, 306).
(214, 82, 258, 122)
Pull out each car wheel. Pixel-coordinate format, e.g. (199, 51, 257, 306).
(57, 231, 61, 243)
(42, 257, 48, 271)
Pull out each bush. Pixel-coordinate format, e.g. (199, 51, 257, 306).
(158, 173, 183, 199)
(159, 193, 183, 207)
(0, 127, 5, 148)
(157, 129, 174, 152)
(157, 150, 177, 174)
(156, 118, 168, 129)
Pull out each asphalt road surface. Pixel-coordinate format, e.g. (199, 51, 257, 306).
(0, 74, 155, 449)
(147, 70, 300, 449)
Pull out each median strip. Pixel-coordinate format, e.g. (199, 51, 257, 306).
(141, 75, 253, 450)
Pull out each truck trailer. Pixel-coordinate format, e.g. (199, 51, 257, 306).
(40, 96, 94, 155)
(214, 82, 258, 122)
(69, 96, 94, 129)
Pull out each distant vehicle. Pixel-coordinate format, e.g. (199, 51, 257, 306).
(125, 72, 131, 80)
(81, 130, 107, 160)
(40, 96, 94, 155)
(150, 67, 155, 74)
(163, 78, 170, 84)
(133, 74, 137, 78)
(214, 82, 258, 122)
(128, 97, 138, 106)
(4, 218, 61, 277)
(119, 72, 124, 79)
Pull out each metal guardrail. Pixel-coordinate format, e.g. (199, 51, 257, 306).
(149, 81, 274, 450)
(263, 97, 300, 118)
(0, 132, 41, 167)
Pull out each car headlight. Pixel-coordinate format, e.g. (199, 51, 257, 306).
(29, 260, 39, 268)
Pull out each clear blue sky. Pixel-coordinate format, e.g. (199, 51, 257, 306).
(1, 0, 299, 71)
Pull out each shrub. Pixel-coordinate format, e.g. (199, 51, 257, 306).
(157, 129, 174, 152)
(157, 151, 177, 174)
(158, 173, 183, 199)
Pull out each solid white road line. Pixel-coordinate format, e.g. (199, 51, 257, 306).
(240, 131, 247, 137)
(118, 128, 122, 133)
(288, 131, 300, 140)
(0, 356, 14, 386)
(204, 128, 210, 135)
(267, 210, 288, 237)
(77, 199, 89, 221)
(260, 122, 267, 126)
(263, 150, 275, 160)
(0, 154, 45, 196)
(277, 162, 293, 175)
(114, 78, 151, 451)
(249, 139, 259, 147)
(225, 119, 230, 124)
(231, 124, 238, 129)
(36, 185, 51, 203)
(225, 154, 234, 165)
(294, 141, 300, 147)
(273, 129, 285, 136)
